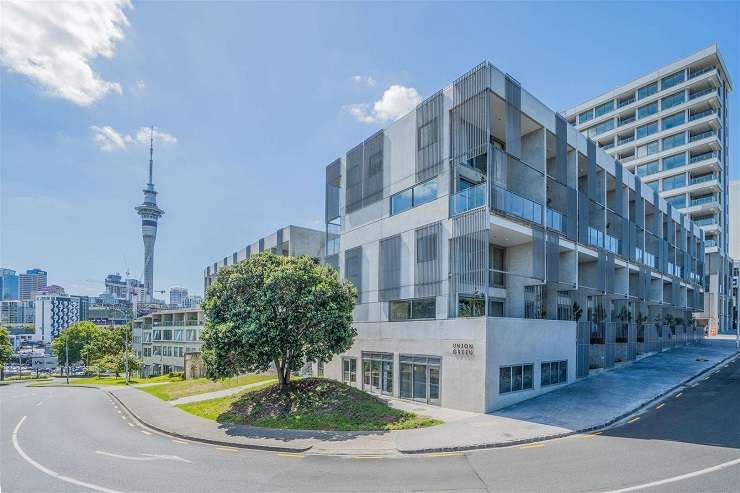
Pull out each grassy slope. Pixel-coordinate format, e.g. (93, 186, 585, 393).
(177, 378, 442, 431)
(140, 374, 275, 401)
(68, 374, 180, 386)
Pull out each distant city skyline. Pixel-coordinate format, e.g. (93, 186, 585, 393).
(1, 2, 737, 297)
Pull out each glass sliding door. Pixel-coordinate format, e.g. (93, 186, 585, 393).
(399, 355, 441, 405)
(361, 352, 393, 396)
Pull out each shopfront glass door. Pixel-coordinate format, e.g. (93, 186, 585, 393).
(361, 352, 393, 396)
(399, 355, 441, 405)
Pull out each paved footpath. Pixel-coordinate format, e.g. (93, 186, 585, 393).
(167, 379, 276, 406)
(109, 339, 738, 455)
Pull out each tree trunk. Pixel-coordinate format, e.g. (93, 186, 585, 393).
(1, 367, 4, 381)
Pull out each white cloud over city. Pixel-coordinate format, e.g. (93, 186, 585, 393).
(0, 0, 132, 106)
(351, 74, 376, 87)
(91, 126, 177, 152)
(344, 84, 422, 124)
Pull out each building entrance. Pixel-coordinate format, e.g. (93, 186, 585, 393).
(400, 355, 441, 405)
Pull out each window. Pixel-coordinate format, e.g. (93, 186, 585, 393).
(663, 174, 686, 191)
(661, 71, 685, 90)
(174, 330, 183, 342)
(389, 297, 436, 321)
(185, 329, 197, 341)
(524, 285, 545, 319)
(663, 153, 686, 171)
(645, 180, 659, 191)
(317, 361, 324, 377)
(342, 358, 357, 383)
(637, 102, 658, 119)
(143, 347, 151, 357)
(661, 91, 685, 110)
(557, 291, 573, 321)
(458, 295, 484, 317)
(636, 122, 658, 140)
(594, 100, 614, 118)
(662, 112, 685, 130)
(499, 364, 534, 394)
(162, 330, 172, 341)
(637, 82, 658, 100)
(162, 346, 172, 357)
(390, 179, 438, 215)
(541, 360, 568, 387)
(662, 133, 686, 151)
(667, 195, 687, 208)
(416, 232, 438, 263)
(636, 141, 659, 158)
(152, 346, 161, 356)
(578, 109, 594, 124)
(488, 299, 504, 317)
(489, 245, 505, 288)
(586, 119, 615, 137)
(417, 118, 438, 150)
(635, 160, 659, 177)
(152, 329, 161, 341)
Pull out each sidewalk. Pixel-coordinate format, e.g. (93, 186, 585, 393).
(167, 379, 276, 406)
(109, 340, 738, 455)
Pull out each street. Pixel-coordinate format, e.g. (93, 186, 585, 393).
(1, 356, 738, 493)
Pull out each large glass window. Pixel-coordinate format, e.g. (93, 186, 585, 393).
(578, 109, 594, 124)
(662, 133, 686, 151)
(413, 180, 437, 207)
(661, 71, 685, 90)
(390, 179, 438, 216)
(636, 141, 659, 158)
(499, 364, 534, 394)
(636, 122, 658, 140)
(586, 119, 615, 138)
(389, 297, 436, 321)
(661, 91, 685, 110)
(667, 194, 686, 208)
(636, 160, 659, 177)
(390, 189, 413, 215)
(541, 360, 568, 387)
(637, 82, 658, 100)
(663, 173, 686, 191)
(458, 295, 485, 317)
(645, 180, 659, 191)
(594, 100, 614, 118)
(342, 358, 357, 384)
(663, 153, 686, 171)
(662, 112, 685, 130)
(637, 101, 658, 119)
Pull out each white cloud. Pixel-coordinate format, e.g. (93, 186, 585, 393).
(0, 0, 131, 106)
(344, 85, 422, 124)
(91, 126, 177, 152)
(135, 80, 146, 90)
(351, 75, 376, 87)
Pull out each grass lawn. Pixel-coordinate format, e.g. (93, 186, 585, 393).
(140, 374, 275, 401)
(177, 378, 442, 431)
(67, 374, 181, 386)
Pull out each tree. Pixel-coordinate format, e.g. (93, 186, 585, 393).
(92, 352, 141, 377)
(0, 327, 13, 381)
(82, 324, 134, 378)
(202, 252, 357, 389)
(51, 321, 98, 372)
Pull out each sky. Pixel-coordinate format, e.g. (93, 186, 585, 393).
(1, 1, 738, 298)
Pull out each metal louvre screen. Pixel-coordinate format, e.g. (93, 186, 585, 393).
(567, 186, 578, 241)
(363, 131, 384, 208)
(640, 265, 650, 301)
(451, 62, 490, 165)
(378, 235, 402, 301)
(344, 246, 363, 299)
(325, 159, 341, 222)
(576, 322, 590, 378)
(546, 231, 560, 283)
(555, 114, 568, 184)
(415, 222, 442, 297)
(449, 209, 489, 317)
(276, 229, 283, 255)
(614, 162, 624, 217)
(416, 91, 443, 182)
(258, 238, 264, 252)
(532, 226, 545, 281)
(505, 75, 522, 159)
(605, 251, 615, 293)
(587, 140, 597, 202)
(345, 144, 363, 213)
(245, 245, 251, 259)
(597, 250, 607, 293)
(578, 192, 589, 244)
(634, 180, 644, 228)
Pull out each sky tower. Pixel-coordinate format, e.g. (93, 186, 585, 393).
(134, 127, 164, 303)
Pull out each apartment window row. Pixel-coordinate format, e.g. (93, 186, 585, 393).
(390, 179, 438, 215)
(150, 345, 189, 358)
(151, 329, 199, 342)
(499, 364, 534, 394)
(389, 297, 436, 321)
(541, 360, 568, 387)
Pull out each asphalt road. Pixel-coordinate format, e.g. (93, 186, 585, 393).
(1, 355, 738, 493)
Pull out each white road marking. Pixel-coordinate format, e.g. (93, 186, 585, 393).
(35, 401, 43, 407)
(12, 416, 122, 493)
(95, 450, 191, 463)
(604, 457, 740, 493)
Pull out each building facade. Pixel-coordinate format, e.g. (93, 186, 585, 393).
(563, 45, 733, 334)
(320, 61, 705, 413)
(169, 287, 188, 307)
(203, 225, 325, 293)
(19, 269, 47, 301)
(183, 295, 202, 308)
(0, 268, 19, 300)
(730, 180, 740, 260)
(133, 308, 204, 376)
(34, 294, 80, 343)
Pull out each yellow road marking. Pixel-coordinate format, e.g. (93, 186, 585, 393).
(275, 452, 304, 459)
(656, 403, 665, 409)
(171, 439, 188, 445)
(352, 455, 386, 459)
(215, 447, 239, 453)
(519, 443, 545, 449)
(427, 451, 464, 457)
(627, 417, 641, 424)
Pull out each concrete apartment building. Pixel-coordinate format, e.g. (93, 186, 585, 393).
(319, 60, 705, 413)
(563, 45, 733, 334)
(203, 225, 325, 293)
(34, 294, 80, 343)
(133, 308, 204, 376)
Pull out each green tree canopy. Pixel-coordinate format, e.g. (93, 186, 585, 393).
(0, 327, 13, 380)
(201, 253, 357, 388)
(51, 321, 98, 366)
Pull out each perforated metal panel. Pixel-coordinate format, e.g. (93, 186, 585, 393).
(505, 75, 522, 159)
(416, 92, 443, 182)
(449, 208, 489, 317)
(578, 192, 589, 245)
(378, 235, 401, 301)
(344, 246, 363, 298)
(587, 140, 597, 202)
(614, 162, 624, 217)
(634, 180, 644, 228)
(546, 232, 560, 283)
(345, 144, 363, 213)
(555, 114, 568, 184)
(363, 131, 384, 208)
(276, 229, 284, 255)
(325, 159, 341, 222)
(415, 222, 442, 297)
(532, 226, 545, 281)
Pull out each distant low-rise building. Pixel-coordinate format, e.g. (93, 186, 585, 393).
(133, 307, 204, 376)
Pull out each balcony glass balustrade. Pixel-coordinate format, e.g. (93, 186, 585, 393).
(690, 195, 716, 207)
(689, 174, 716, 185)
(546, 209, 566, 234)
(618, 97, 636, 108)
(688, 109, 715, 122)
(451, 182, 486, 215)
(689, 151, 718, 164)
(693, 216, 717, 227)
(689, 130, 715, 142)
(492, 185, 544, 225)
(688, 66, 715, 79)
(688, 88, 714, 100)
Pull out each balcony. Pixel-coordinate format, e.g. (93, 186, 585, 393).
(688, 88, 714, 101)
(546, 209, 567, 234)
(689, 151, 719, 164)
(693, 217, 717, 227)
(688, 66, 715, 79)
(451, 183, 486, 215)
(492, 186, 544, 225)
(601, 142, 615, 150)
(618, 116, 636, 126)
(705, 239, 717, 248)
(688, 109, 716, 122)
(689, 195, 717, 207)
(185, 320, 200, 326)
(618, 97, 636, 109)
(689, 130, 715, 142)
(618, 135, 635, 145)
(689, 174, 717, 185)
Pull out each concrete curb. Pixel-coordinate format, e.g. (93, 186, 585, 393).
(107, 390, 312, 454)
(399, 347, 739, 454)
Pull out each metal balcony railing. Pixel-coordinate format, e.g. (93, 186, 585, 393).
(618, 97, 636, 108)
(689, 174, 716, 185)
(689, 130, 715, 142)
(688, 88, 714, 100)
(689, 196, 716, 207)
(618, 116, 636, 126)
(618, 135, 635, 145)
(689, 151, 719, 164)
(688, 109, 716, 122)
(688, 66, 715, 79)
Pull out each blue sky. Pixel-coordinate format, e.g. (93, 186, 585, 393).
(1, 1, 738, 297)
